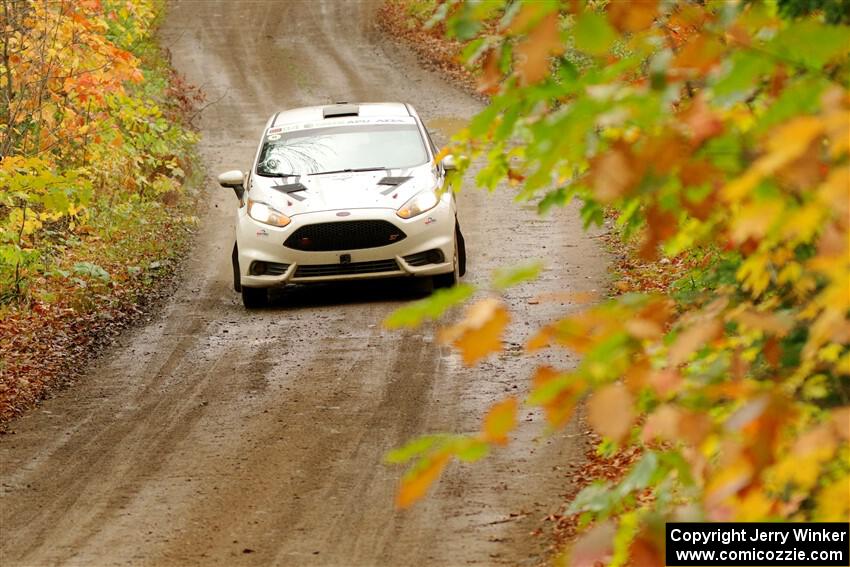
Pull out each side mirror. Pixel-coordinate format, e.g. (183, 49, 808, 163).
(218, 170, 245, 200)
(441, 154, 457, 172)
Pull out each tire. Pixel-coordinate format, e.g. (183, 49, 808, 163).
(433, 232, 460, 289)
(232, 242, 242, 292)
(241, 286, 268, 308)
(456, 222, 466, 277)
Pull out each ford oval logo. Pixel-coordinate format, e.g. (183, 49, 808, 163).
(336, 211, 351, 217)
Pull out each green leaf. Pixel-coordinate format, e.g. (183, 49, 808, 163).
(41, 188, 71, 214)
(492, 261, 543, 290)
(573, 12, 616, 56)
(616, 452, 658, 496)
(73, 262, 110, 282)
(769, 20, 850, 69)
(384, 283, 475, 328)
(756, 76, 828, 132)
(452, 438, 490, 462)
(712, 50, 775, 101)
(569, 481, 615, 514)
(384, 434, 452, 464)
(449, 18, 481, 41)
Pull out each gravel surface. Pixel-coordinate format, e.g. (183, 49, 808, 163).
(0, 2, 608, 565)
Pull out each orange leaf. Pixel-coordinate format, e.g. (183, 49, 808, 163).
(681, 96, 723, 146)
(639, 204, 678, 260)
(587, 383, 635, 442)
(569, 522, 615, 567)
(515, 12, 564, 86)
(607, 0, 657, 33)
(481, 397, 518, 445)
(590, 142, 642, 203)
(732, 310, 793, 337)
(641, 404, 681, 443)
(478, 48, 501, 95)
(506, 3, 552, 35)
(628, 531, 665, 567)
(668, 318, 723, 366)
(526, 325, 554, 351)
(438, 298, 509, 365)
(672, 34, 723, 73)
(831, 407, 850, 441)
(531, 366, 584, 427)
(396, 451, 451, 509)
(647, 368, 682, 397)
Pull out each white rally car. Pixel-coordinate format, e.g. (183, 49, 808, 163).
(218, 102, 466, 308)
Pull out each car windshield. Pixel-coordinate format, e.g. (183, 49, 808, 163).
(256, 123, 428, 176)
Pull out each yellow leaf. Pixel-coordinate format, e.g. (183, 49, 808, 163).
(706, 458, 754, 510)
(731, 201, 783, 243)
(724, 116, 825, 202)
(396, 451, 451, 509)
(760, 116, 825, 174)
(439, 298, 509, 365)
(587, 383, 634, 442)
(481, 397, 518, 445)
(735, 489, 774, 521)
(815, 475, 850, 521)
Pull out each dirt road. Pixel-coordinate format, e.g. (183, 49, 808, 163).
(0, 2, 607, 565)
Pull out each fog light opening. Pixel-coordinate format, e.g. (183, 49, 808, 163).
(428, 249, 445, 264)
(250, 261, 267, 276)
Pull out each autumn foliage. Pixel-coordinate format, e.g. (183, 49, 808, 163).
(1, 0, 198, 420)
(385, 0, 850, 564)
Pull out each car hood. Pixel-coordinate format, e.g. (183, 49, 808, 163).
(247, 163, 439, 217)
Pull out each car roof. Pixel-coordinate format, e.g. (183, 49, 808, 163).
(270, 102, 416, 129)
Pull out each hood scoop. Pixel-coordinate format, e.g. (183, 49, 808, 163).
(377, 176, 411, 195)
(272, 182, 307, 201)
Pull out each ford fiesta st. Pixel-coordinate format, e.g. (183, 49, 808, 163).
(218, 102, 466, 308)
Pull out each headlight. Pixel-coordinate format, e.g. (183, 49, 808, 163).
(247, 199, 291, 227)
(397, 191, 439, 219)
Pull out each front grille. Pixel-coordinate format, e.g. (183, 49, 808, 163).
(404, 249, 445, 266)
(294, 259, 400, 278)
(284, 220, 406, 251)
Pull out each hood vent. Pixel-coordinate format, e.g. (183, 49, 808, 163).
(377, 177, 411, 186)
(271, 182, 307, 201)
(377, 176, 411, 195)
(323, 104, 359, 118)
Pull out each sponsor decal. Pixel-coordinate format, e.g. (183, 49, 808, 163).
(266, 134, 281, 141)
(424, 217, 437, 225)
(256, 228, 269, 237)
(274, 117, 415, 133)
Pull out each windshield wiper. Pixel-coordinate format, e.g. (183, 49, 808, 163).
(255, 170, 296, 178)
(308, 166, 388, 176)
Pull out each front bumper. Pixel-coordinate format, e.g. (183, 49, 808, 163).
(236, 204, 455, 288)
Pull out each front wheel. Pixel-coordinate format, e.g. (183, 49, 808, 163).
(241, 286, 268, 308)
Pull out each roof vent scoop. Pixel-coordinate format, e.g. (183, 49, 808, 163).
(323, 104, 359, 118)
